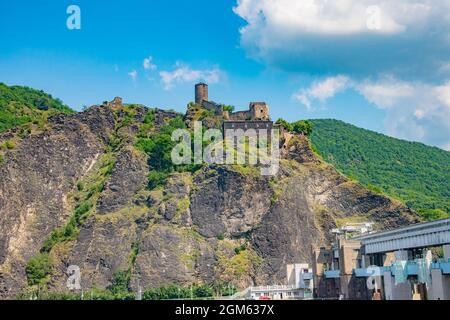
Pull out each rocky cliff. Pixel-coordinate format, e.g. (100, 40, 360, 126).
(0, 102, 420, 298)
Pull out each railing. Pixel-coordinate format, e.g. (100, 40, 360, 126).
(302, 273, 313, 280)
(324, 270, 341, 279)
(352, 261, 450, 278)
(354, 267, 390, 277)
(250, 285, 298, 292)
(431, 262, 450, 275)
(442, 263, 450, 274)
(406, 262, 418, 276)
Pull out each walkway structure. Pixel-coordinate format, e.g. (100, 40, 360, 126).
(355, 218, 450, 255)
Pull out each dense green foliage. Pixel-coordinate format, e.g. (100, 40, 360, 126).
(275, 118, 313, 136)
(0, 83, 73, 133)
(221, 104, 235, 113)
(136, 114, 201, 189)
(143, 284, 212, 300)
(25, 253, 52, 286)
(18, 282, 235, 300)
(108, 271, 134, 298)
(142, 282, 236, 300)
(310, 119, 450, 220)
(292, 120, 313, 136)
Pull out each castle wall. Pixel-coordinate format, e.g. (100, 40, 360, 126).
(223, 121, 274, 142)
(223, 121, 273, 133)
(228, 111, 252, 121)
(227, 103, 270, 121)
(202, 101, 223, 116)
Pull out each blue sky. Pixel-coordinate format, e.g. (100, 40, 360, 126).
(1, 0, 449, 150)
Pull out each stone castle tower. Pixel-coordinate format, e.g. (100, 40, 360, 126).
(250, 102, 270, 121)
(195, 83, 209, 105)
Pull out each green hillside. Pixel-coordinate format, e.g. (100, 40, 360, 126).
(0, 83, 74, 133)
(310, 119, 450, 220)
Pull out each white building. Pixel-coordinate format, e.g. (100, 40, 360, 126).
(248, 264, 313, 300)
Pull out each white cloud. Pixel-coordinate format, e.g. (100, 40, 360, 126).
(234, 0, 450, 80)
(143, 56, 157, 71)
(294, 75, 450, 149)
(235, 0, 407, 35)
(443, 143, 450, 151)
(367, 78, 450, 149)
(355, 77, 414, 108)
(128, 70, 138, 81)
(293, 75, 350, 109)
(159, 63, 223, 90)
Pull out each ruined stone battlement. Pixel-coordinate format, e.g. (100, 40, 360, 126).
(103, 97, 123, 108)
(193, 83, 272, 125)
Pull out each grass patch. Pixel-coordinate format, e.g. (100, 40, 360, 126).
(0, 140, 16, 150)
(25, 253, 52, 286)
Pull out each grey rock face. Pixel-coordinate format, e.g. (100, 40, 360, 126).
(97, 149, 148, 214)
(134, 225, 216, 288)
(0, 107, 115, 297)
(190, 166, 272, 238)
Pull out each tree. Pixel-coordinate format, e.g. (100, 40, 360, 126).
(292, 120, 313, 136)
(275, 118, 293, 132)
(221, 104, 235, 113)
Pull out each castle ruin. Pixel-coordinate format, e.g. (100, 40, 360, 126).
(194, 83, 273, 132)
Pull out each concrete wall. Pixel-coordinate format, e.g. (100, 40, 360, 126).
(383, 272, 413, 300)
(429, 270, 450, 300)
(384, 252, 395, 266)
(314, 277, 340, 299)
(444, 244, 450, 261)
(339, 240, 361, 275)
(341, 275, 372, 300)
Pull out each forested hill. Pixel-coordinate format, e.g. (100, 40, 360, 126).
(309, 119, 450, 220)
(0, 83, 73, 133)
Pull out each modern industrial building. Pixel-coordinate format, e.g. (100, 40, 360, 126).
(312, 218, 450, 300)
